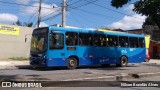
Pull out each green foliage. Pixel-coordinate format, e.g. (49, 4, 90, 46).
(133, 0, 160, 16)
(16, 20, 22, 26)
(13, 20, 33, 27)
(143, 16, 156, 26)
(111, 0, 131, 8)
(27, 22, 33, 27)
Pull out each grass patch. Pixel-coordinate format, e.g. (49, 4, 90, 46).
(8, 57, 29, 61)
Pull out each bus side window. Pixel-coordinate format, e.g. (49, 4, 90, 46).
(107, 35, 118, 47)
(66, 32, 78, 46)
(88, 36, 93, 46)
(119, 36, 129, 47)
(79, 33, 92, 46)
(129, 37, 138, 48)
(139, 38, 145, 48)
(50, 34, 55, 49)
(50, 33, 64, 49)
(114, 36, 118, 46)
(100, 34, 106, 47)
(107, 36, 112, 47)
(106, 38, 109, 46)
(79, 38, 82, 45)
(93, 34, 100, 46)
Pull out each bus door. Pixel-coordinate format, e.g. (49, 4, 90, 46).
(48, 30, 66, 66)
(65, 32, 78, 58)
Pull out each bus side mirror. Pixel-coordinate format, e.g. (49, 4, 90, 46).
(25, 38, 27, 43)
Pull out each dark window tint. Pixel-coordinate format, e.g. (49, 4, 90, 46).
(93, 34, 100, 46)
(66, 32, 78, 46)
(100, 34, 107, 46)
(50, 33, 64, 49)
(107, 35, 118, 47)
(129, 37, 138, 48)
(93, 34, 106, 46)
(139, 38, 145, 48)
(119, 36, 129, 47)
(79, 33, 92, 46)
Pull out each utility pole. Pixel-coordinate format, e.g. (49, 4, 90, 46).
(62, 0, 66, 27)
(37, 0, 42, 28)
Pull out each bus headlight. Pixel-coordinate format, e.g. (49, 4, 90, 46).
(43, 55, 46, 59)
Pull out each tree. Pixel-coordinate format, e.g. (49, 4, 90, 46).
(142, 16, 156, 35)
(13, 20, 33, 27)
(23, 22, 33, 27)
(16, 20, 22, 26)
(27, 22, 33, 27)
(111, 0, 160, 29)
(143, 16, 156, 27)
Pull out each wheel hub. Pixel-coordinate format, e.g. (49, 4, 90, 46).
(69, 60, 75, 66)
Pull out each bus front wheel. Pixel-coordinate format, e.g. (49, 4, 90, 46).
(117, 56, 128, 67)
(67, 57, 77, 70)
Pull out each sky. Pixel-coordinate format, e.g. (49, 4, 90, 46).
(0, 0, 146, 30)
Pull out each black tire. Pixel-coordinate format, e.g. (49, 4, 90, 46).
(67, 57, 78, 70)
(116, 56, 128, 67)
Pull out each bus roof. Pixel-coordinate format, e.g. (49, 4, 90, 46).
(47, 26, 144, 38)
(49, 26, 95, 33)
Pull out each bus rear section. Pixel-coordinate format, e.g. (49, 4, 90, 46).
(113, 35, 146, 67)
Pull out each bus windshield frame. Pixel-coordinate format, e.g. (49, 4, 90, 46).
(30, 28, 48, 54)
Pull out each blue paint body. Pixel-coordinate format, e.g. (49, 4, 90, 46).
(30, 26, 146, 67)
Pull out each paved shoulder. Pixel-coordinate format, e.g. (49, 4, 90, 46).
(0, 61, 29, 69)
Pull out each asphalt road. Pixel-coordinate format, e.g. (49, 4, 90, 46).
(0, 61, 160, 90)
(0, 62, 160, 81)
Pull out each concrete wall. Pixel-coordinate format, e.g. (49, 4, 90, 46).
(0, 24, 33, 59)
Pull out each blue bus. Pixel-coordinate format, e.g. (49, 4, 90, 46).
(30, 26, 146, 69)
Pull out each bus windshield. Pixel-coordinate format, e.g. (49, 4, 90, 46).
(30, 28, 48, 53)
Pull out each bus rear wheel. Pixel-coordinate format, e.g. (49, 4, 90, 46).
(117, 56, 128, 67)
(67, 57, 78, 70)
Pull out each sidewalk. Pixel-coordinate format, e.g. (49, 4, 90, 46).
(0, 60, 29, 69)
(148, 59, 160, 64)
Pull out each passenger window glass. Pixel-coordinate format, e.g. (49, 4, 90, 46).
(119, 36, 129, 47)
(50, 33, 64, 49)
(93, 34, 106, 46)
(107, 35, 118, 47)
(139, 38, 145, 48)
(100, 34, 107, 46)
(93, 34, 100, 46)
(129, 37, 138, 48)
(79, 33, 92, 46)
(66, 32, 78, 46)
